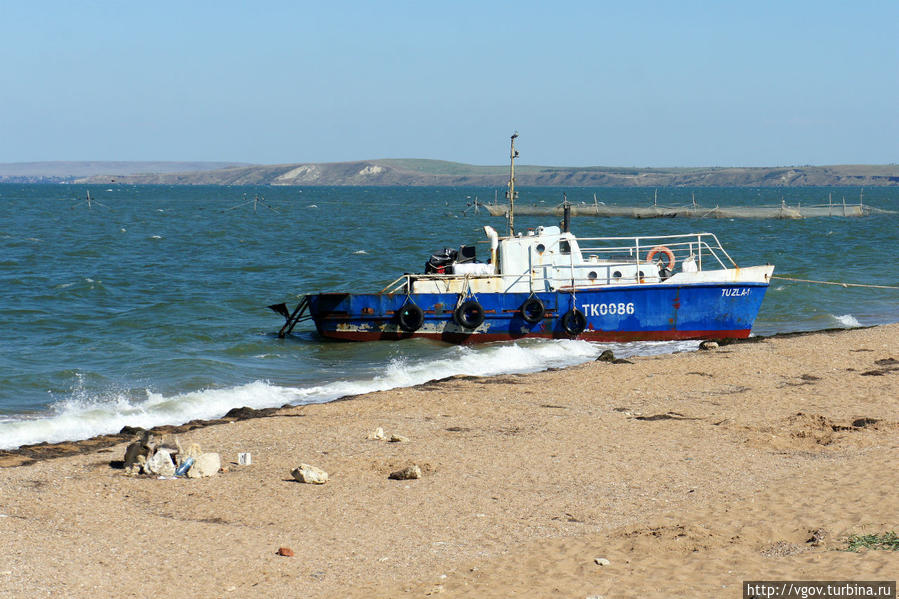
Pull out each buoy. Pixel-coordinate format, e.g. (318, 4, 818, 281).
(646, 245, 676, 270)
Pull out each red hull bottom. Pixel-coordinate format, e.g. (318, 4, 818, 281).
(316, 329, 752, 344)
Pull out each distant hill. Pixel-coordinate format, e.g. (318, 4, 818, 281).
(3, 159, 898, 187)
(0, 161, 250, 183)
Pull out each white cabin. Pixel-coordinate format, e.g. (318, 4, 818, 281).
(393, 224, 772, 296)
(498, 225, 662, 291)
(409, 225, 663, 294)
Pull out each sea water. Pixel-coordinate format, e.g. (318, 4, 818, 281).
(1, 184, 896, 449)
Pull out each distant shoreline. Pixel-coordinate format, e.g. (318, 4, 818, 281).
(1, 159, 897, 187)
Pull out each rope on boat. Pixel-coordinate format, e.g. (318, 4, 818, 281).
(771, 276, 899, 290)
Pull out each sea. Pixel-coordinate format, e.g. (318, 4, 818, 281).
(1, 184, 896, 450)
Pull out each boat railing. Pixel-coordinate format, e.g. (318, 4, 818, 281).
(379, 272, 501, 295)
(379, 233, 738, 295)
(576, 232, 736, 272)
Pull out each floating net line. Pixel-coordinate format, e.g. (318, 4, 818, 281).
(485, 201, 895, 220)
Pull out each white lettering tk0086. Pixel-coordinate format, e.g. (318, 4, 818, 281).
(581, 302, 636, 317)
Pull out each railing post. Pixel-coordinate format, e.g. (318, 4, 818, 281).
(528, 245, 534, 294)
(569, 248, 575, 289)
(697, 235, 703, 271)
(635, 237, 641, 276)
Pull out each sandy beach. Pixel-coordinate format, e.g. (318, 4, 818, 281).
(0, 324, 896, 598)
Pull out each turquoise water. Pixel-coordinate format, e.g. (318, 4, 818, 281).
(1, 184, 896, 449)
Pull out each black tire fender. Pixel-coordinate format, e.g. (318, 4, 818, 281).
(561, 308, 587, 336)
(397, 303, 424, 332)
(520, 296, 545, 324)
(454, 299, 485, 329)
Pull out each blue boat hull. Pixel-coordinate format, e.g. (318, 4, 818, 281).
(306, 282, 769, 343)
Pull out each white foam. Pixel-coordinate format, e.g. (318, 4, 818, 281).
(833, 313, 861, 328)
(0, 338, 697, 450)
(353, 250, 368, 255)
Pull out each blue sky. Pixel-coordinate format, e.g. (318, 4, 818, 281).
(1, 1, 896, 166)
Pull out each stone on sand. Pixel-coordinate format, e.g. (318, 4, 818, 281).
(145, 449, 176, 477)
(187, 453, 221, 478)
(389, 465, 422, 480)
(596, 349, 616, 362)
(292, 464, 329, 484)
(122, 439, 149, 471)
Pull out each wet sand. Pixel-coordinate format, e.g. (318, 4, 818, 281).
(0, 325, 896, 598)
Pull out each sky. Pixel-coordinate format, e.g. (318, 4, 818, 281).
(1, 1, 896, 167)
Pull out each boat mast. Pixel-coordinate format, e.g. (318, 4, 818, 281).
(506, 132, 519, 236)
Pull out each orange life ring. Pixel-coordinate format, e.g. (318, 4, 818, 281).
(646, 245, 676, 270)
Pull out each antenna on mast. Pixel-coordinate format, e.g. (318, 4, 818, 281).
(506, 132, 519, 236)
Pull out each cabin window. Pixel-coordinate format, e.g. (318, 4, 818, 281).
(588, 271, 597, 280)
(612, 270, 622, 281)
(558, 240, 571, 254)
(536, 243, 545, 255)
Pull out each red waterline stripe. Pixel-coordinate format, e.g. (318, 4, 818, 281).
(314, 329, 751, 344)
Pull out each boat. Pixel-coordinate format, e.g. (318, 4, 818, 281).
(270, 134, 774, 343)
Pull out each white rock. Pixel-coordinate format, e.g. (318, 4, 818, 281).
(145, 449, 176, 476)
(593, 557, 611, 566)
(187, 453, 221, 478)
(699, 340, 719, 351)
(367, 427, 386, 440)
(292, 463, 328, 484)
(184, 443, 203, 459)
(388, 434, 409, 443)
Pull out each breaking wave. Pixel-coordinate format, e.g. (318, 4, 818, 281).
(832, 313, 862, 328)
(0, 338, 696, 450)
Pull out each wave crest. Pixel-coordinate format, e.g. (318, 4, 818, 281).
(0, 338, 695, 450)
